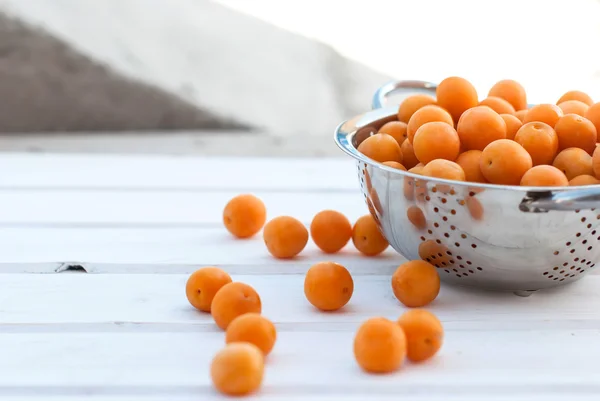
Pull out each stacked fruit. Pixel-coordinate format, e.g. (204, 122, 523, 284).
(358, 77, 600, 186)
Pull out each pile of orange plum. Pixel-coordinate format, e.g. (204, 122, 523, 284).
(359, 77, 600, 186)
(184, 194, 444, 396)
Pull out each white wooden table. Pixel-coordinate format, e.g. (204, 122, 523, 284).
(1, 153, 600, 401)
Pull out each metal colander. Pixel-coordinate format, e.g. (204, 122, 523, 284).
(334, 80, 600, 296)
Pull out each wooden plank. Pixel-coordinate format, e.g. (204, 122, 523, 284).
(0, 154, 358, 191)
(1, 330, 599, 398)
(0, 274, 599, 329)
(6, 224, 600, 277)
(2, 153, 598, 401)
(0, 226, 401, 269)
(0, 190, 366, 225)
(0, 131, 345, 158)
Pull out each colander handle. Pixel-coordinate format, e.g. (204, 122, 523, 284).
(372, 80, 438, 109)
(520, 188, 600, 212)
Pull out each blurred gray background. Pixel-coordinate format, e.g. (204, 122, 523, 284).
(0, 0, 598, 156)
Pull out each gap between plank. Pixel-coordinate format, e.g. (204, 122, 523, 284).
(0, 262, 401, 275)
(0, 383, 598, 397)
(0, 186, 358, 194)
(0, 320, 599, 333)
(3, 262, 598, 276)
